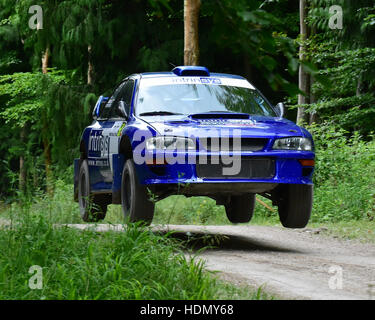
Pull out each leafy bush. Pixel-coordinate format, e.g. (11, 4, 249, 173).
(307, 123, 375, 222)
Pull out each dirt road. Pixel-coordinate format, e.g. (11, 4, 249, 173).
(65, 223, 375, 300)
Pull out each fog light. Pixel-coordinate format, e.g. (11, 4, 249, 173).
(299, 159, 315, 167)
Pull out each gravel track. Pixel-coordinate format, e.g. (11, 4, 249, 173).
(61, 223, 375, 300)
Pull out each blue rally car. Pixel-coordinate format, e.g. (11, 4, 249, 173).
(74, 66, 315, 228)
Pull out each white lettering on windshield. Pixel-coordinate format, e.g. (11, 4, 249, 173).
(140, 77, 255, 89)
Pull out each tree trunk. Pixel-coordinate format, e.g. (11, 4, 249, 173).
(356, 73, 366, 96)
(308, 11, 317, 125)
(19, 126, 26, 193)
(87, 45, 94, 86)
(297, 0, 309, 125)
(309, 76, 318, 124)
(243, 54, 253, 82)
(184, 0, 201, 66)
(43, 134, 53, 195)
(41, 45, 54, 195)
(42, 46, 50, 74)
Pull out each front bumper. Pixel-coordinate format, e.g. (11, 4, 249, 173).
(135, 150, 315, 187)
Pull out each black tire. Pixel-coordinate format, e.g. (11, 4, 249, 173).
(225, 194, 256, 223)
(78, 160, 109, 222)
(121, 159, 155, 225)
(277, 184, 313, 228)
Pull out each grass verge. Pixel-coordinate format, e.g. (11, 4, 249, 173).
(0, 189, 272, 300)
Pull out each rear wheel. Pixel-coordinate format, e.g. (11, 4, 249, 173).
(121, 159, 155, 225)
(277, 184, 313, 228)
(225, 194, 256, 223)
(78, 160, 109, 222)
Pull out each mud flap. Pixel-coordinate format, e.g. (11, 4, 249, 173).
(73, 158, 81, 202)
(112, 154, 125, 204)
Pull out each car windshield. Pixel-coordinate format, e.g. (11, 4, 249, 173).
(136, 81, 277, 117)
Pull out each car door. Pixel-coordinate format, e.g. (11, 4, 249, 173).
(87, 83, 125, 188)
(102, 79, 135, 175)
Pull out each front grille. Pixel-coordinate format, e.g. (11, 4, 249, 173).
(198, 137, 268, 152)
(196, 157, 275, 179)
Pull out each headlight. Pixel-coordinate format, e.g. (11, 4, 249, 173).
(272, 137, 313, 151)
(146, 136, 196, 151)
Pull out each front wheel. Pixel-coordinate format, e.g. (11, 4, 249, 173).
(277, 184, 313, 228)
(121, 159, 155, 225)
(225, 194, 256, 224)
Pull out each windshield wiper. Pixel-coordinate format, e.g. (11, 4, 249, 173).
(139, 111, 183, 116)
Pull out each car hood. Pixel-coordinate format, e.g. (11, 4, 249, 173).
(140, 113, 305, 139)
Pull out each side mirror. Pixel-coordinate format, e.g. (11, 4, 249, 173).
(118, 100, 128, 119)
(92, 96, 108, 120)
(275, 102, 285, 118)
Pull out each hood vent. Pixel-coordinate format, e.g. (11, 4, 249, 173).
(189, 113, 249, 120)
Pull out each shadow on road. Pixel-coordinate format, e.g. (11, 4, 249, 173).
(60, 223, 303, 254)
(156, 230, 301, 254)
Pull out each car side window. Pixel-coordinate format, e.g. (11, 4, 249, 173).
(110, 80, 135, 118)
(99, 83, 124, 119)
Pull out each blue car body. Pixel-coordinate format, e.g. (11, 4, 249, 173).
(74, 66, 315, 222)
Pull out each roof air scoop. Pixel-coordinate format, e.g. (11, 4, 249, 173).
(172, 66, 210, 77)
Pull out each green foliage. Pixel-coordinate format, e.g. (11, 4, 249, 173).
(301, 21, 375, 135)
(42, 80, 95, 170)
(311, 47, 375, 97)
(307, 122, 375, 222)
(308, 0, 375, 48)
(0, 72, 61, 127)
(0, 0, 25, 74)
(300, 93, 375, 135)
(0, 71, 93, 196)
(202, 0, 300, 95)
(361, 5, 375, 31)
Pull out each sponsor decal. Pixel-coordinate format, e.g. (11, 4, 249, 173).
(140, 77, 255, 89)
(198, 119, 266, 128)
(89, 131, 109, 157)
(88, 159, 109, 167)
(117, 122, 126, 136)
(200, 77, 221, 85)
